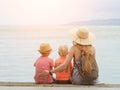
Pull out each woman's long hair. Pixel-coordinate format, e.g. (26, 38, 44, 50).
(78, 44, 93, 75)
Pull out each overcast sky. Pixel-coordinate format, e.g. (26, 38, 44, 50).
(0, 0, 120, 25)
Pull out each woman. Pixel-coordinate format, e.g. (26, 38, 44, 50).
(38, 27, 99, 85)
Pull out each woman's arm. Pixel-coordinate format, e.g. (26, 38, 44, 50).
(51, 46, 74, 73)
(38, 46, 75, 77)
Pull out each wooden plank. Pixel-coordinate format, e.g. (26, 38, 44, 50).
(0, 82, 120, 88)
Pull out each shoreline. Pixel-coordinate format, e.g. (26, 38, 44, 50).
(0, 82, 120, 88)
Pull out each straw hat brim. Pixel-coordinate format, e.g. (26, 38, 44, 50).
(38, 49, 52, 54)
(69, 29, 95, 45)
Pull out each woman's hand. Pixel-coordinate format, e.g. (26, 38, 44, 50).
(38, 70, 49, 78)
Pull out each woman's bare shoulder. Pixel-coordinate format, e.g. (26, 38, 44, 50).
(70, 45, 77, 51)
(90, 46, 96, 55)
(92, 46, 95, 51)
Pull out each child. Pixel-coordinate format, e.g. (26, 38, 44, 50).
(34, 43, 54, 84)
(55, 45, 72, 84)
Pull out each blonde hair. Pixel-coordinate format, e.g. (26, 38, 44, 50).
(78, 44, 93, 75)
(58, 45, 68, 57)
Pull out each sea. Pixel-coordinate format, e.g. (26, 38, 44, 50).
(0, 25, 120, 84)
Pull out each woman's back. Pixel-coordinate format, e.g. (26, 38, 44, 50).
(70, 44, 98, 85)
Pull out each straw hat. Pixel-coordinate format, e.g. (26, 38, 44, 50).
(69, 27, 95, 45)
(38, 43, 52, 54)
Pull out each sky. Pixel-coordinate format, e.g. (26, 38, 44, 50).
(0, 0, 120, 25)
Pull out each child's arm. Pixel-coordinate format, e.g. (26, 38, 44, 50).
(50, 59, 54, 70)
(34, 62, 36, 67)
(54, 60, 57, 68)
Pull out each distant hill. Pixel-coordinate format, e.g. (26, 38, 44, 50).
(65, 19, 120, 26)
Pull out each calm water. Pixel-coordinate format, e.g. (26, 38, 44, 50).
(0, 26, 120, 84)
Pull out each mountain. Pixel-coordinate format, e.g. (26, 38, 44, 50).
(65, 19, 120, 26)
